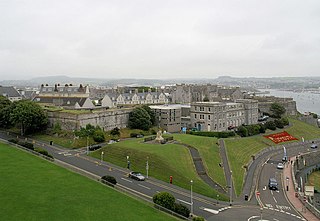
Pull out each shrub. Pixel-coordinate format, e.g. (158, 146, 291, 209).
(20, 142, 34, 150)
(258, 124, 266, 133)
(189, 131, 235, 138)
(237, 126, 248, 137)
(193, 217, 205, 221)
(174, 203, 190, 218)
(101, 175, 117, 186)
(93, 130, 105, 142)
(8, 139, 19, 144)
(274, 119, 284, 129)
(281, 117, 289, 126)
(153, 192, 175, 210)
(110, 127, 120, 136)
(37, 148, 54, 159)
(265, 121, 276, 130)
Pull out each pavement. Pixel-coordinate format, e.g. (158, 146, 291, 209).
(283, 156, 319, 221)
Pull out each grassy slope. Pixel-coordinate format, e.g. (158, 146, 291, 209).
(307, 171, 320, 191)
(225, 118, 320, 196)
(0, 143, 178, 221)
(90, 139, 228, 200)
(172, 134, 226, 188)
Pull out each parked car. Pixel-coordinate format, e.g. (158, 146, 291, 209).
(277, 162, 284, 169)
(268, 178, 278, 190)
(128, 172, 145, 181)
(311, 143, 318, 149)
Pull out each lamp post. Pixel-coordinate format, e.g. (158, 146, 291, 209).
(101, 151, 104, 164)
(260, 206, 263, 221)
(230, 170, 233, 206)
(127, 156, 130, 169)
(86, 136, 89, 155)
(146, 157, 149, 178)
(190, 180, 193, 216)
(286, 177, 289, 191)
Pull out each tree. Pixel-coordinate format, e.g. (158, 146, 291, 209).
(10, 100, 48, 135)
(237, 126, 248, 137)
(128, 107, 152, 130)
(141, 105, 156, 125)
(270, 103, 286, 118)
(0, 96, 13, 128)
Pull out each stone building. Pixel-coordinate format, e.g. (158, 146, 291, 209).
(0, 86, 23, 102)
(190, 99, 259, 132)
(149, 104, 183, 133)
(166, 84, 244, 104)
(253, 96, 298, 116)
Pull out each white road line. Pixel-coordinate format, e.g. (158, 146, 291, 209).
(177, 199, 191, 205)
(273, 196, 277, 203)
(201, 207, 219, 214)
(138, 184, 151, 190)
(121, 178, 133, 183)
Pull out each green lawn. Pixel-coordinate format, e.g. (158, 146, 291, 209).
(172, 134, 226, 188)
(90, 138, 228, 200)
(225, 118, 320, 196)
(307, 171, 320, 191)
(0, 142, 178, 221)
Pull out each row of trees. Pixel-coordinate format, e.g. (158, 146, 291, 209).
(0, 96, 48, 135)
(237, 117, 289, 137)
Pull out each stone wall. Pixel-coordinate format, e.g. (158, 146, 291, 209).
(254, 96, 298, 116)
(47, 108, 132, 131)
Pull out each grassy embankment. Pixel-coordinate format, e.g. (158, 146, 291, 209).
(225, 118, 320, 196)
(307, 171, 320, 191)
(90, 139, 228, 200)
(0, 142, 178, 221)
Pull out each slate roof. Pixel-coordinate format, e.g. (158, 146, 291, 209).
(0, 86, 21, 98)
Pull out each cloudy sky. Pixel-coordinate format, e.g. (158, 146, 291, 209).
(1, 0, 320, 80)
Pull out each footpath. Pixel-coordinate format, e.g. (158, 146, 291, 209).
(283, 156, 319, 221)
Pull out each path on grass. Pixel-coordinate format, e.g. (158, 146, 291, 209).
(175, 141, 227, 194)
(218, 139, 236, 203)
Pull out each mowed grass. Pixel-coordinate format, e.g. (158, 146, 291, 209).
(172, 134, 226, 188)
(307, 171, 320, 191)
(0, 142, 178, 221)
(225, 118, 320, 196)
(90, 139, 228, 200)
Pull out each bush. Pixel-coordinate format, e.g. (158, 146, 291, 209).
(20, 142, 34, 150)
(237, 126, 248, 137)
(274, 119, 284, 129)
(110, 127, 120, 136)
(93, 130, 105, 142)
(37, 148, 53, 159)
(153, 192, 175, 210)
(101, 175, 117, 186)
(189, 131, 235, 138)
(281, 117, 289, 126)
(265, 121, 277, 130)
(193, 217, 205, 221)
(174, 203, 190, 218)
(8, 139, 19, 144)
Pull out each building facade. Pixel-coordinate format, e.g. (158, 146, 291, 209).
(190, 100, 259, 132)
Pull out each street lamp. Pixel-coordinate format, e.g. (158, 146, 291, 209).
(260, 207, 263, 221)
(101, 151, 104, 164)
(286, 177, 289, 191)
(190, 180, 193, 216)
(127, 156, 130, 169)
(86, 136, 89, 155)
(230, 170, 233, 206)
(146, 157, 149, 178)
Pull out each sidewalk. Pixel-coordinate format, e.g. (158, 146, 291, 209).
(283, 156, 319, 221)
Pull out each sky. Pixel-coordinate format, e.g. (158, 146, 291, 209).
(1, 0, 320, 80)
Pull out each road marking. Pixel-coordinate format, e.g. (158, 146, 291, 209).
(117, 183, 152, 199)
(138, 184, 151, 190)
(273, 196, 277, 203)
(263, 186, 267, 191)
(201, 207, 219, 214)
(121, 178, 132, 183)
(247, 215, 259, 221)
(178, 199, 192, 205)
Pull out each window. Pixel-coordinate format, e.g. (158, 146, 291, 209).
(200, 106, 204, 111)
(208, 115, 211, 120)
(208, 107, 211, 112)
(195, 114, 197, 118)
(200, 115, 204, 119)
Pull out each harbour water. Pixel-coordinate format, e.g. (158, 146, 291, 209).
(258, 89, 320, 116)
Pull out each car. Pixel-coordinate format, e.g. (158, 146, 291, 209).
(311, 143, 318, 149)
(268, 178, 278, 190)
(277, 162, 284, 169)
(128, 172, 145, 181)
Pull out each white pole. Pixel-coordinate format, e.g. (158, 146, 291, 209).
(86, 136, 89, 155)
(230, 170, 233, 206)
(101, 151, 104, 163)
(146, 157, 149, 178)
(190, 180, 193, 216)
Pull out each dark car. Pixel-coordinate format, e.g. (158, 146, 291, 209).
(268, 178, 278, 190)
(128, 172, 145, 181)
